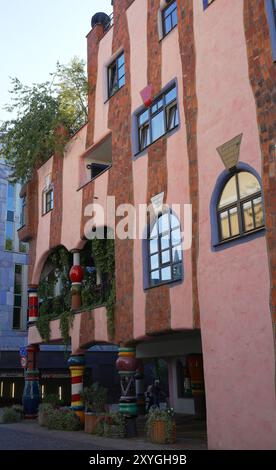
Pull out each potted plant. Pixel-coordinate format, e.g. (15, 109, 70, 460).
(82, 382, 108, 434)
(146, 408, 176, 444)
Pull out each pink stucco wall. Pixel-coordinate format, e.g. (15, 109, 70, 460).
(194, 0, 276, 449)
(127, 0, 148, 339)
(32, 158, 53, 284)
(61, 126, 87, 251)
(162, 25, 193, 330)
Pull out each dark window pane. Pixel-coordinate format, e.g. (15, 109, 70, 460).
(7, 211, 14, 222)
(151, 110, 165, 142)
(13, 307, 21, 329)
(140, 125, 150, 150)
(167, 104, 179, 130)
(14, 295, 21, 307)
(172, 263, 182, 280)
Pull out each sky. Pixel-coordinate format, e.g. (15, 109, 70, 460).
(0, 0, 113, 122)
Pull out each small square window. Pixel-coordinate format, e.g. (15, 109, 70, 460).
(108, 53, 125, 98)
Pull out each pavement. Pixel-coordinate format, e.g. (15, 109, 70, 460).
(0, 416, 207, 450)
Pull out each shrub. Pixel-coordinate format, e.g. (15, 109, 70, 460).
(81, 382, 107, 414)
(0, 407, 21, 424)
(38, 403, 54, 427)
(42, 393, 63, 408)
(46, 408, 82, 431)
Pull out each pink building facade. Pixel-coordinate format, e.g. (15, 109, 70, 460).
(20, 0, 276, 449)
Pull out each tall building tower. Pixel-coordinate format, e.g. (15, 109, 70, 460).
(0, 156, 28, 404)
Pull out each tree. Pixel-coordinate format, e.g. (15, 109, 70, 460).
(0, 57, 88, 183)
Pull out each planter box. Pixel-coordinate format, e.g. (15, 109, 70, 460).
(84, 413, 103, 434)
(150, 420, 176, 444)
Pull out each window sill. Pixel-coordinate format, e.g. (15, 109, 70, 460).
(134, 124, 179, 159)
(105, 84, 125, 103)
(159, 24, 178, 42)
(213, 226, 266, 248)
(144, 277, 183, 291)
(77, 165, 112, 192)
(42, 209, 53, 217)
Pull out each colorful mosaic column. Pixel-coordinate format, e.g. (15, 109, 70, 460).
(28, 285, 39, 324)
(116, 348, 138, 417)
(22, 345, 40, 419)
(68, 354, 85, 423)
(70, 250, 84, 310)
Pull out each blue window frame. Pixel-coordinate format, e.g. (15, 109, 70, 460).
(137, 84, 179, 153)
(162, 1, 178, 37)
(148, 212, 183, 287)
(210, 164, 265, 250)
(203, 0, 216, 10)
(266, 0, 276, 61)
(108, 52, 125, 98)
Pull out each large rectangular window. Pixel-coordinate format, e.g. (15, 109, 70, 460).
(13, 264, 22, 329)
(108, 52, 125, 98)
(137, 84, 179, 152)
(5, 183, 15, 251)
(162, 1, 178, 37)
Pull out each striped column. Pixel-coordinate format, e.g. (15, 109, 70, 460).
(116, 348, 138, 417)
(23, 345, 40, 419)
(68, 354, 85, 423)
(28, 285, 39, 324)
(70, 250, 84, 311)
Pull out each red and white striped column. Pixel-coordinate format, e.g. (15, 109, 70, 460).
(68, 354, 85, 423)
(28, 285, 39, 324)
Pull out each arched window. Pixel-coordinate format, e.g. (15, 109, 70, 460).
(148, 212, 183, 287)
(217, 170, 264, 242)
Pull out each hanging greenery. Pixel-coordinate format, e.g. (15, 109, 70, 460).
(59, 310, 74, 349)
(91, 238, 116, 339)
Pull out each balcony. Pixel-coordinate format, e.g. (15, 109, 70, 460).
(79, 132, 112, 189)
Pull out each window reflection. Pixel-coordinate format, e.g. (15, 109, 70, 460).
(217, 171, 264, 242)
